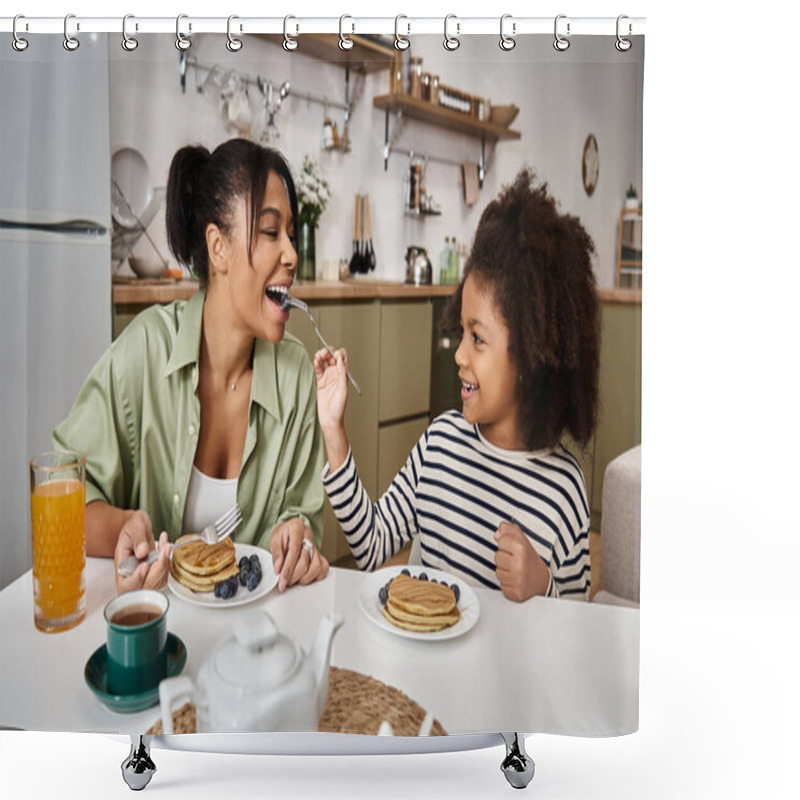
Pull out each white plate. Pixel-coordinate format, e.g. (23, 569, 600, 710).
(357, 565, 480, 642)
(111, 147, 152, 228)
(168, 543, 277, 608)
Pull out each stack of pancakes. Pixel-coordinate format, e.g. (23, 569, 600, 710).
(169, 534, 238, 593)
(382, 574, 461, 633)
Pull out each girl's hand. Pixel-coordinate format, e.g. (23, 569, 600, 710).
(270, 517, 329, 592)
(494, 521, 551, 602)
(313, 347, 348, 431)
(114, 511, 172, 594)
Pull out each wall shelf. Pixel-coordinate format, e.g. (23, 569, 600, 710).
(374, 92, 521, 188)
(257, 34, 397, 73)
(616, 207, 642, 290)
(373, 93, 521, 142)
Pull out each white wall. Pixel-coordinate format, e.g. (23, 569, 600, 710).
(110, 33, 643, 288)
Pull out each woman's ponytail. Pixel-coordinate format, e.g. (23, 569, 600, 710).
(165, 145, 210, 280)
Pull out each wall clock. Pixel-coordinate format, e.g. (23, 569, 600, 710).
(582, 134, 599, 196)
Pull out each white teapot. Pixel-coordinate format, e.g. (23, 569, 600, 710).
(159, 611, 343, 733)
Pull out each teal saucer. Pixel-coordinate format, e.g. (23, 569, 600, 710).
(84, 632, 187, 713)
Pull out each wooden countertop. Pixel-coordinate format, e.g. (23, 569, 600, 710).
(112, 279, 641, 306)
(112, 279, 458, 305)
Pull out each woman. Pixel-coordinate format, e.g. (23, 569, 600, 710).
(53, 139, 328, 594)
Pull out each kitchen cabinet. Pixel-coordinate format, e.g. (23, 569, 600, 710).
(288, 296, 433, 564)
(287, 300, 381, 564)
(566, 291, 642, 531)
(378, 300, 433, 422)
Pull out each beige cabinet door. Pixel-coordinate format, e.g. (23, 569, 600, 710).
(378, 300, 433, 423)
(288, 300, 381, 564)
(591, 300, 642, 526)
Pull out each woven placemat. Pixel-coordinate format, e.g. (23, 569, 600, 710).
(147, 666, 446, 737)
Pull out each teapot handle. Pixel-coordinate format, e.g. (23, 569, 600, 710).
(158, 675, 194, 734)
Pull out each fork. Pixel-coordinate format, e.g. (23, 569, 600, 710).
(117, 503, 243, 577)
(284, 296, 363, 396)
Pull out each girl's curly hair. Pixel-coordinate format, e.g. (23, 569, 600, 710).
(441, 167, 600, 450)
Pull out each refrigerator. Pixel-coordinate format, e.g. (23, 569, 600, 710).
(1, 33, 112, 588)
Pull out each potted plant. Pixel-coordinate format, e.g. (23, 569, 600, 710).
(624, 184, 640, 211)
(296, 156, 331, 281)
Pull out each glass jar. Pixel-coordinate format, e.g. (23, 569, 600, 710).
(409, 58, 423, 99)
(421, 73, 431, 102)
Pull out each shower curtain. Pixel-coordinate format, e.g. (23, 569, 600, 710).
(0, 12, 642, 764)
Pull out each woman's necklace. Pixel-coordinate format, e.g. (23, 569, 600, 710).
(228, 365, 251, 392)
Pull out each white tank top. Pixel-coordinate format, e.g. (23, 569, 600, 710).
(183, 465, 238, 534)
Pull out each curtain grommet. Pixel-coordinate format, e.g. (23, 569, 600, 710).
(175, 14, 192, 51)
(226, 15, 243, 52)
(499, 14, 516, 51)
(553, 14, 570, 51)
(63, 13, 80, 51)
(443, 14, 460, 51)
(339, 15, 355, 51)
(12, 15, 29, 52)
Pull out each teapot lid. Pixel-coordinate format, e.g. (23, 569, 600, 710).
(211, 611, 300, 692)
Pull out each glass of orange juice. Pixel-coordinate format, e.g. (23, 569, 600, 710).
(29, 451, 86, 633)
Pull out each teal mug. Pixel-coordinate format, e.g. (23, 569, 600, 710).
(104, 589, 169, 695)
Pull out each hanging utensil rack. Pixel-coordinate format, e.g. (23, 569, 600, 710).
(178, 53, 360, 152)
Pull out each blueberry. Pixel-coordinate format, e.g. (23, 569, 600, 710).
(418, 572, 428, 581)
(451, 583, 460, 603)
(228, 577, 238, 596)
(247, 572, 259, 591)
(239, 571, 248, 586)
(219, 582, 230, 599)
(401, 569, 411, 576)
(378, 586, 388, 606)
(239, 556, 250, 570)
(214, 582, 222, 598)
(252, 560, 262, 576)
(249, 554, 260, 566)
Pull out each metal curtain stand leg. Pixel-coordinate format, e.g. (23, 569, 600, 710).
(121, 735, 157, 790)
(500, 733, 535, 789)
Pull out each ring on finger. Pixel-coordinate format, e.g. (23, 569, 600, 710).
(302, 539, 314, 560)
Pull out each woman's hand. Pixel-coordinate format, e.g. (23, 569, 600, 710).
(113, 510, 172, 594)
(494, 521, 551, 602)
(270, 517, 329, 592)
(313, 347, 348, 431)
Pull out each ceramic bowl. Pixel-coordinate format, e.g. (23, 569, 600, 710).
(489, 104, 520, 127)
(129, 256, 167, 279)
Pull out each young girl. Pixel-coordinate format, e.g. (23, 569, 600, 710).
(314, 168, 599, 602)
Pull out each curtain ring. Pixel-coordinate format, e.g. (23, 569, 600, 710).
(121, 14, 138, 51)
(443, 14, 460, 51)
(63, 13, 80, 51)
(394, 15, 410, 51)
(12, 15, 29, 52)
(499, 14, 516, 51)
(175, 14, 191, 51)
(283, 15, 298, 51)
(339, 15, 354, 51)
(226, 15, 243, 52)
(615, 15, 632, 52)
(553, 14, 570, 51)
